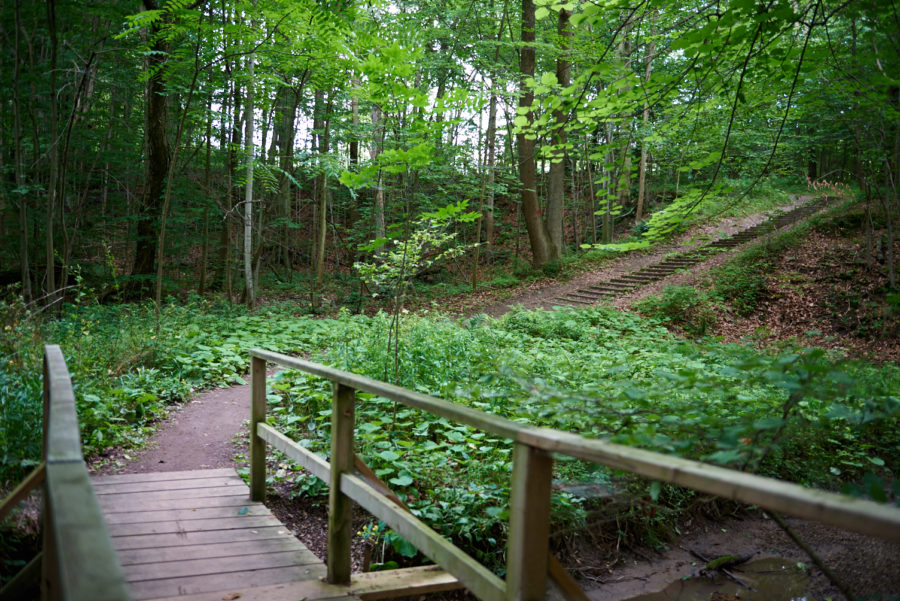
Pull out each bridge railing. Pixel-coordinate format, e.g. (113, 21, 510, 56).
(248, 348, 900, 601)
(0, 346, 130, 601)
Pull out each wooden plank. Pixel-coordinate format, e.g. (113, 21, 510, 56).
(106, 514, 282, 537)
(0, 462, 44, 522)
(350, 565, 462, 600)
(516, 427, 900, 543)
(92, 476, 246, 495)
(250, 355, 267, 502)
(328, 382, 356, 584)
(111, 525, 293, 551)
(44, 345, 82, 462)
(548, 555, 591, 601)
(44, 461, 132, 601)
(354, 455, 410, 513)
(103, 503, 270, 524)
(97, 485, 250, 502)
(147, 580, 354, 601)
(97, 492, 250, 513)
(123, 549, 321, 582)
(506, 443, 553, 601)
(91, 468, 235, 485)
(116, 537, 306, 566)
(128, 564, 327, 600)
(257, 422, 331, 481)
(341, 473, 505, 601)
(250, 349, 525, 440)
(41, 477, 59, 601)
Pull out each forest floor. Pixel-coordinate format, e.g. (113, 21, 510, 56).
(89, 196, 900, 601)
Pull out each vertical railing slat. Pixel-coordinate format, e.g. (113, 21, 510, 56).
(506, 443, 553, 601)
(327, 382, 356, 584)
(250, 355, 268, 502)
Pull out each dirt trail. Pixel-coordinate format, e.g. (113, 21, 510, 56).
(476, 196, 811, 316)
(91, 383, 250, 475)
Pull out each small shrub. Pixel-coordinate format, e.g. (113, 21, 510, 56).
(634, 286, 718, 336)
(511, 256, 532, 278)
(541, 260, 562, 277)
(712, 258, 769, 316)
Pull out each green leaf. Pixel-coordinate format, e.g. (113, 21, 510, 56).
(752, 417, 784, 430)
(389, 472, 414, 487)
(649, 481, 662, 502)
(376, 450, 400, 462)
(392, 535, 418, 558)
(540, 72, 558, 86)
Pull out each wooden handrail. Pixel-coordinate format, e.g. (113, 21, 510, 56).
(248, 348, 900, 601)
(40, 345, 131, 601)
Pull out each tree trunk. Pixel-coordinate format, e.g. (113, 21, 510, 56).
(275, 84, 301, 272)
(45, 0, 59, 301)
(518, 0, 553, 267)
(154, 10, 204, 304)
(546, 8, 571, 260)
(315, 90, 333, 285)
(131, 3, 170, 297)
(199, 96, 212, 295)
(243, 51, 256, 308)
(485, 89, 498, 249)
(585, 138, 597, 244)
(636, 34, 655, 223)
(616, 31, 633, 217)
(349, 78, 360, 234)
(371, 104, 386, 244)
(13, 0, 32, 301)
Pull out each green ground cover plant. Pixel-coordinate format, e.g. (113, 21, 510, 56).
(0, 296, 346, 484)
(263, 308, 900, 569)
(2, 295, 897, 574)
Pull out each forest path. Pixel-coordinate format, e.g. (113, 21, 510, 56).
(474, 196, 814, 317)
(91, 382, 251, 475)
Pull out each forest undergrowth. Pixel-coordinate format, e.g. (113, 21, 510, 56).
(2, 195, 898, 579)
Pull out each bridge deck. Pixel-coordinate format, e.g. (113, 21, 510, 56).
(92, 468, 357, 601)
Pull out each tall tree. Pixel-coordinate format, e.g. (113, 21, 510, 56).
(546, 8, 571, 259)
(243, 49, 256, 307)
(517, 0, 554, 267)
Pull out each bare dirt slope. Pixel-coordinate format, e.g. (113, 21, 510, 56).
(473, 198, 809, 317)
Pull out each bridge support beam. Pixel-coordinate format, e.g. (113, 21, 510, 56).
(328, 382, 356, 584)
(506, 442, 553, 601)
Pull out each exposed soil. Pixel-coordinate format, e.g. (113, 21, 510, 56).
(465, 197, 810, 317)
(89, 196, 900, 601)
(90, 383, 251, 475)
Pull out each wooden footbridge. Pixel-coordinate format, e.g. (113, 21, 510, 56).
(3, 346, 900, 601)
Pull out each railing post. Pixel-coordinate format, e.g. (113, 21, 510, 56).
(506, 442, 553, 601)
(249, 355, 267, 502)
(327, 382, 355, 584)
